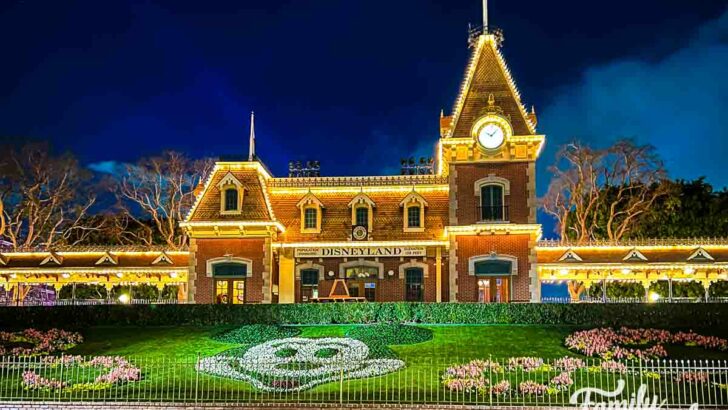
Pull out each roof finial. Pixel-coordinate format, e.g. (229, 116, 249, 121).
(482, 0, 488, 33)
(248, 111, 255, 161)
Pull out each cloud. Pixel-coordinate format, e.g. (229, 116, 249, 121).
(537, 9, 728, 191)
(88, 161, 126, 175)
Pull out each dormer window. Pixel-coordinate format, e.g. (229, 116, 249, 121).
(297, 192, 324, 233)
(399, 191, 428, 232)
(217, 172, 244, 215)
(348, 193, 375, 232)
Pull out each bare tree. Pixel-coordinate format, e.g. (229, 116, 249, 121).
(0, 143, 101, 250)
(540, 140, 667, 243)
(116, 151, 213, 249)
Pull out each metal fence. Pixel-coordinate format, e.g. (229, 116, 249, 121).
(0, 299, 182, 307)
(542, 296, 728, 304)
(1, 355, 726, 407)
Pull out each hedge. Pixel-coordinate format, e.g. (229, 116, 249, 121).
(1, 303, 726, 329)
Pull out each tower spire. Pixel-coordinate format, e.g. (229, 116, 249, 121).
(482, 0, 488, 32)
(248, 111, 255, 161)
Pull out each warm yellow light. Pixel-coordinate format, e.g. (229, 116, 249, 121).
(61, 273, 70, 279)
(169, 272, 178, 279)
(684, 267, 695, 274)
(621, 268, 631, 275)
(649, 292, 661, 302)
(118, 294, 130, 304)
(272, 240, 448, 249)
(115, 273, 124, 278)
(558, 269, 569, 276)
(269, 185, 448, 195)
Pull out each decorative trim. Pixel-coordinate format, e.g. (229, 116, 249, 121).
(398, 260, 429, 279)
(216, 172, 244, 189)
(151, 252, 174, 265)
(295, 262, 325, 281)
(205, 256, 252, 278)
(338, 259, 384, 280)
(0, 254, 7, 266)
(298, 193, 324, 234)
(558, 249, 583, 262)
(349, 193, 375, 233)
(688, 247, 714, 262)
(623, 248, 648, 262)
(217, 172, 244, 216)
(467, 253, 519, 276)
(474, 174, 510, 196)
(269, 174, 447, 188)
(40, 252, 63, 266)
(95, 251, 118, 266)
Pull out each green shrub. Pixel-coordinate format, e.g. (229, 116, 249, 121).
(212, 324, 300, 344)
(1, 303, 727, 329)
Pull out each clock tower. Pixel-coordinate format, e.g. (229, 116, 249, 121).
(440, 29, 545, 302)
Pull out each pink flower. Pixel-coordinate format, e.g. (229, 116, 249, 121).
(518, 380, 549, 395)
(674, 371, 709, 384)
(550, 372, 574, 390)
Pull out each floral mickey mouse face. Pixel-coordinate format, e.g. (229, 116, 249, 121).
(197, 337, 404, 392)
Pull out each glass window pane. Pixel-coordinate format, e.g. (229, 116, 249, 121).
(405, 268, 423, 301)
(407, 206, 421, 228)
(215, 281, 229, 304)
(301, 269, 319, 285)
(355, 207, 368, 228)
(213, 262, 248, 277)
(304, 208, 317, 229)
(474, 260, 512, 276)
(232, 280, 245, 304)
(225, 189, 238, 211)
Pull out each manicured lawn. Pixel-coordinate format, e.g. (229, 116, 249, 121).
(3, 324, 727, 405)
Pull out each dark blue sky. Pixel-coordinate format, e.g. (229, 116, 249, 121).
(2, 1, 727, 193)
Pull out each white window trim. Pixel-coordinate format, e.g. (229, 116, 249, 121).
(297, 193, 324, 234)
(468, 254, 518, 276)
(339, 258, 384, 279)
(217, 172, 244, 215)
(206, 256, 253, 278)
(398, 260, 429, 279)
(348, 193, 375, 233)
(400, 192, 427, 233)
(295, 262, 325, 281)
(474, 174, 510, 196)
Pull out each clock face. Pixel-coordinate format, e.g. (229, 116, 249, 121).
(352, 225, 368, 241)
(478, 123, 505, 149)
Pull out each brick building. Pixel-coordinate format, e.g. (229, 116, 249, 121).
(180, 30, 545, 304)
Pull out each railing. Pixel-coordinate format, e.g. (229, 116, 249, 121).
(0, 355, 726, 407)
(477, 205, 509, 222)
(542, 296, 728, 304)
(0, 299, 181, 307)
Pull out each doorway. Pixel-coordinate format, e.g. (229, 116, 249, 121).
(215, 279, 245, 304)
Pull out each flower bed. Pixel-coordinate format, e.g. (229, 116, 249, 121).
(197, 337, 404, 392)
(0, 328, 82, 356)
(565, 327, 728, 360)
(22, 356, 141, 392)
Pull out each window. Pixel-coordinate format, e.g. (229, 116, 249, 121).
(213, 262, 248, 277)
(355, 207, 369, 228)
(474, 260, 512, 276)
(405, 268, 424, 302)
(480, 184, 505, 221)
(478, 278, 509, 303)
(407, 206, 421, 228)
(300, 269, 319, 301)
(345, 266, 378, 278)
(224, 188, 238, 211)
(304, 208, 317, 230)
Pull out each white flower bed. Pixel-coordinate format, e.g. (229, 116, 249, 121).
(197, 337, 404, 392)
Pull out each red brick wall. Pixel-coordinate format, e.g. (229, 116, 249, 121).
(292, 255, 447, 303)
(454, 234, 532, 302)
(194, 238, 267, 304)
(452, 162, 530, 225)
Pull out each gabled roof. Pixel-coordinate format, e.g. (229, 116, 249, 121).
(186, 164, 274, 222)
(40, 252, 63, 266)
(152, 251, 174, 265)
(446, 34, 535, 138)
(216, 172, 244, 189)
(688, 247, 714, 262)
(296, 192, 325, 209)
(557, 250, 582, 262)
(623, 248, 648, 262)
(0, 254, 7, 266)
(348, 193, 376, 208)
(399, 191, 429, 207)
(95, 251, 119, 266)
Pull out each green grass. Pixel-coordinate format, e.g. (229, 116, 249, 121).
(2, 324, 727, 404)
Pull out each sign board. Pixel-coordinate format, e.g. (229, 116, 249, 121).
(294, 246, 426, 258)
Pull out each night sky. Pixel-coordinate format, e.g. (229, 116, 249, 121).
(2, 1, 727, 204)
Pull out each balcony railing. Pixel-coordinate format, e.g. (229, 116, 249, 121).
(477, 205, 509, 222)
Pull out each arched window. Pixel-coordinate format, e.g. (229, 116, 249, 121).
(399, 191, 427, 232)
(348, 193, 375, 232)
(206, 257, 252, 305)
(297, 193, 324, 233)
(407, 206, 421, 228)
(224, 188, 239, 212)
(480, 184, 505, 221)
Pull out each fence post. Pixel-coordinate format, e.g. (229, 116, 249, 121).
(194, 353, 200, 404)
(339, 366, 344, 404)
